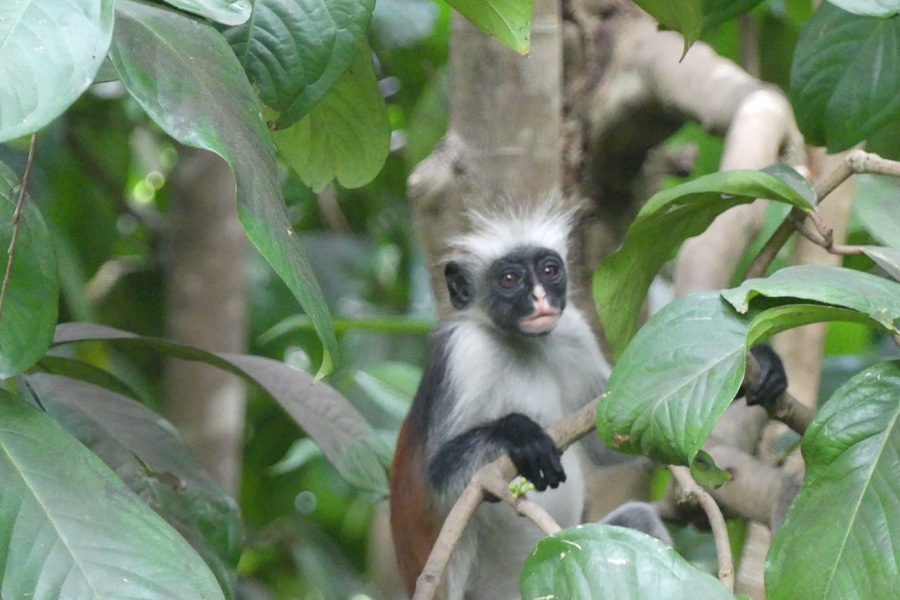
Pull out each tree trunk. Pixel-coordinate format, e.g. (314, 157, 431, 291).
(164, 147, 248, 496)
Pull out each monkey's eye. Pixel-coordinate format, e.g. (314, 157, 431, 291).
(543, 264, 558, 278)
(499, 272, 520, 287)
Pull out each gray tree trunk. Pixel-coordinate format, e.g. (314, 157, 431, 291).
(164, 147, 248, 496)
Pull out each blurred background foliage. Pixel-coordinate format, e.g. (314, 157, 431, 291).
(1, 0, 897, 598)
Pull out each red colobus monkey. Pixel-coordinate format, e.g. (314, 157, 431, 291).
(390, 199, 662, 599)
(389, 198, 788, 599)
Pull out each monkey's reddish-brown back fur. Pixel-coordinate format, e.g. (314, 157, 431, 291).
(390, 417, 443, 598)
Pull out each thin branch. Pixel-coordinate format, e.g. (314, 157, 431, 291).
(512, 497, 563, 536)
(413, 475, 488, 600)
(480, 474, 563, 536)
(0, 134, 38, 321)
(669, 465, 735, 592)
(412, 397, 601, 600)
(744, 150, 900, 279)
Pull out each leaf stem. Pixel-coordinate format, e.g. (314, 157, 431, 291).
(0, 134, 38, 321)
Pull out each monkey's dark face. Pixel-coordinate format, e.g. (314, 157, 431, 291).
(445, 247, 567, 336)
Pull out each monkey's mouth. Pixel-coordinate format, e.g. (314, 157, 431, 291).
(519, 311, 559, 335)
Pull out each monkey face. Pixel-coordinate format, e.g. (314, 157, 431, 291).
(485, 247, 567, 336)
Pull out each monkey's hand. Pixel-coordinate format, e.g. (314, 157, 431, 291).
(492, 413, 566, 492)
(742, 344, 788, 408)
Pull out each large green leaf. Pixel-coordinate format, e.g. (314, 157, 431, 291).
(0, 162, 58, 378)
(52, 322, 391, 495)
(521, 525, 735, 599)
(24, 373, 242, 599)
(722, 265, 900, 332)
(594, 168, 814, 359)
(0, 391, 224, 600)
(599, 289, 897, 469)
(226, 0, 375, 125)
(827, 0, 900, 16)
(273, 43, 390, 193)
(445, 0, 532, 54)
(767, 361, 900, 600)
(109, 0, 337, 377)
(162, 0, 251, 25)
(597, 292, 748, 466)
(0, 0, 114, 142)
(790, 4, 900, 150)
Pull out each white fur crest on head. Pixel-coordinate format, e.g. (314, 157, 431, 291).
(446, 194, 578, 269)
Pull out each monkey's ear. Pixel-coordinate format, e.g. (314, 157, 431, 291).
(445, 261, 474, 309)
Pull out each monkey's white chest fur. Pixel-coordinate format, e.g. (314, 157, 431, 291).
(438, 309, 607, 445)
(437, 309, 608, 600)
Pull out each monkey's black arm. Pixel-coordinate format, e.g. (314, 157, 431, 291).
(428, 413, 566, 494)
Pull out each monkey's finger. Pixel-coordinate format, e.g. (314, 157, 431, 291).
(511, 447, 545, 491)
(539, 451, 564, 489)
(528, 459, 550, 491)
(547, 449, 566, 485)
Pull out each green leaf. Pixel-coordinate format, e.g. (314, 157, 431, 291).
(597, 292, 748, 465)
(353, 361, 421, 420)
(827, 0, 900, 17)
(598, 291, 896, 467)
(0, 162, 58, 378)
(109, 0, 337, 378)
(767, 361, 900, 600)
(690, 450, 731, 487)
(24, 373, 242, 599)
(722, 265, 900, 332)
(225, 0, 374, 122)
(52, 322, 391, 495)
(36, 355, 141, 400)
(745, 304, 889, 343)
(632, 0, 703, 47)
(0, 0, 114, 142)
(445, 0, 532, 54)
(855, 175, 900, 249)
(761, 163, 817, 207)
(521, 525, 735, 599)
(274, 43, 390, 192)
(594, 169, 814, 359)
(785, 0, 815, 20)
(258, 314, 434, 345)
(269, 438, 323, 475)
(790, 4, 900, 150)
(701, 0, 766, 33)
(861, 246, 900, 281)
(0, 391, 224, 600)
(162, 0, 251, 25)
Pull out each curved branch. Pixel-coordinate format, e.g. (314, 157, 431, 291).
(669, 465, 734, 591)
(746, 150, 900, 279)
(412, 397, 600, 600)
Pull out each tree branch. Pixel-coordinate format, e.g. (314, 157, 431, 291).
(744, 352, 813, 435)
(0, 134, 38, 322)
(669, 465, 734, 591)
(745, 150, 900, 279)
(412, 397, 600, 600)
